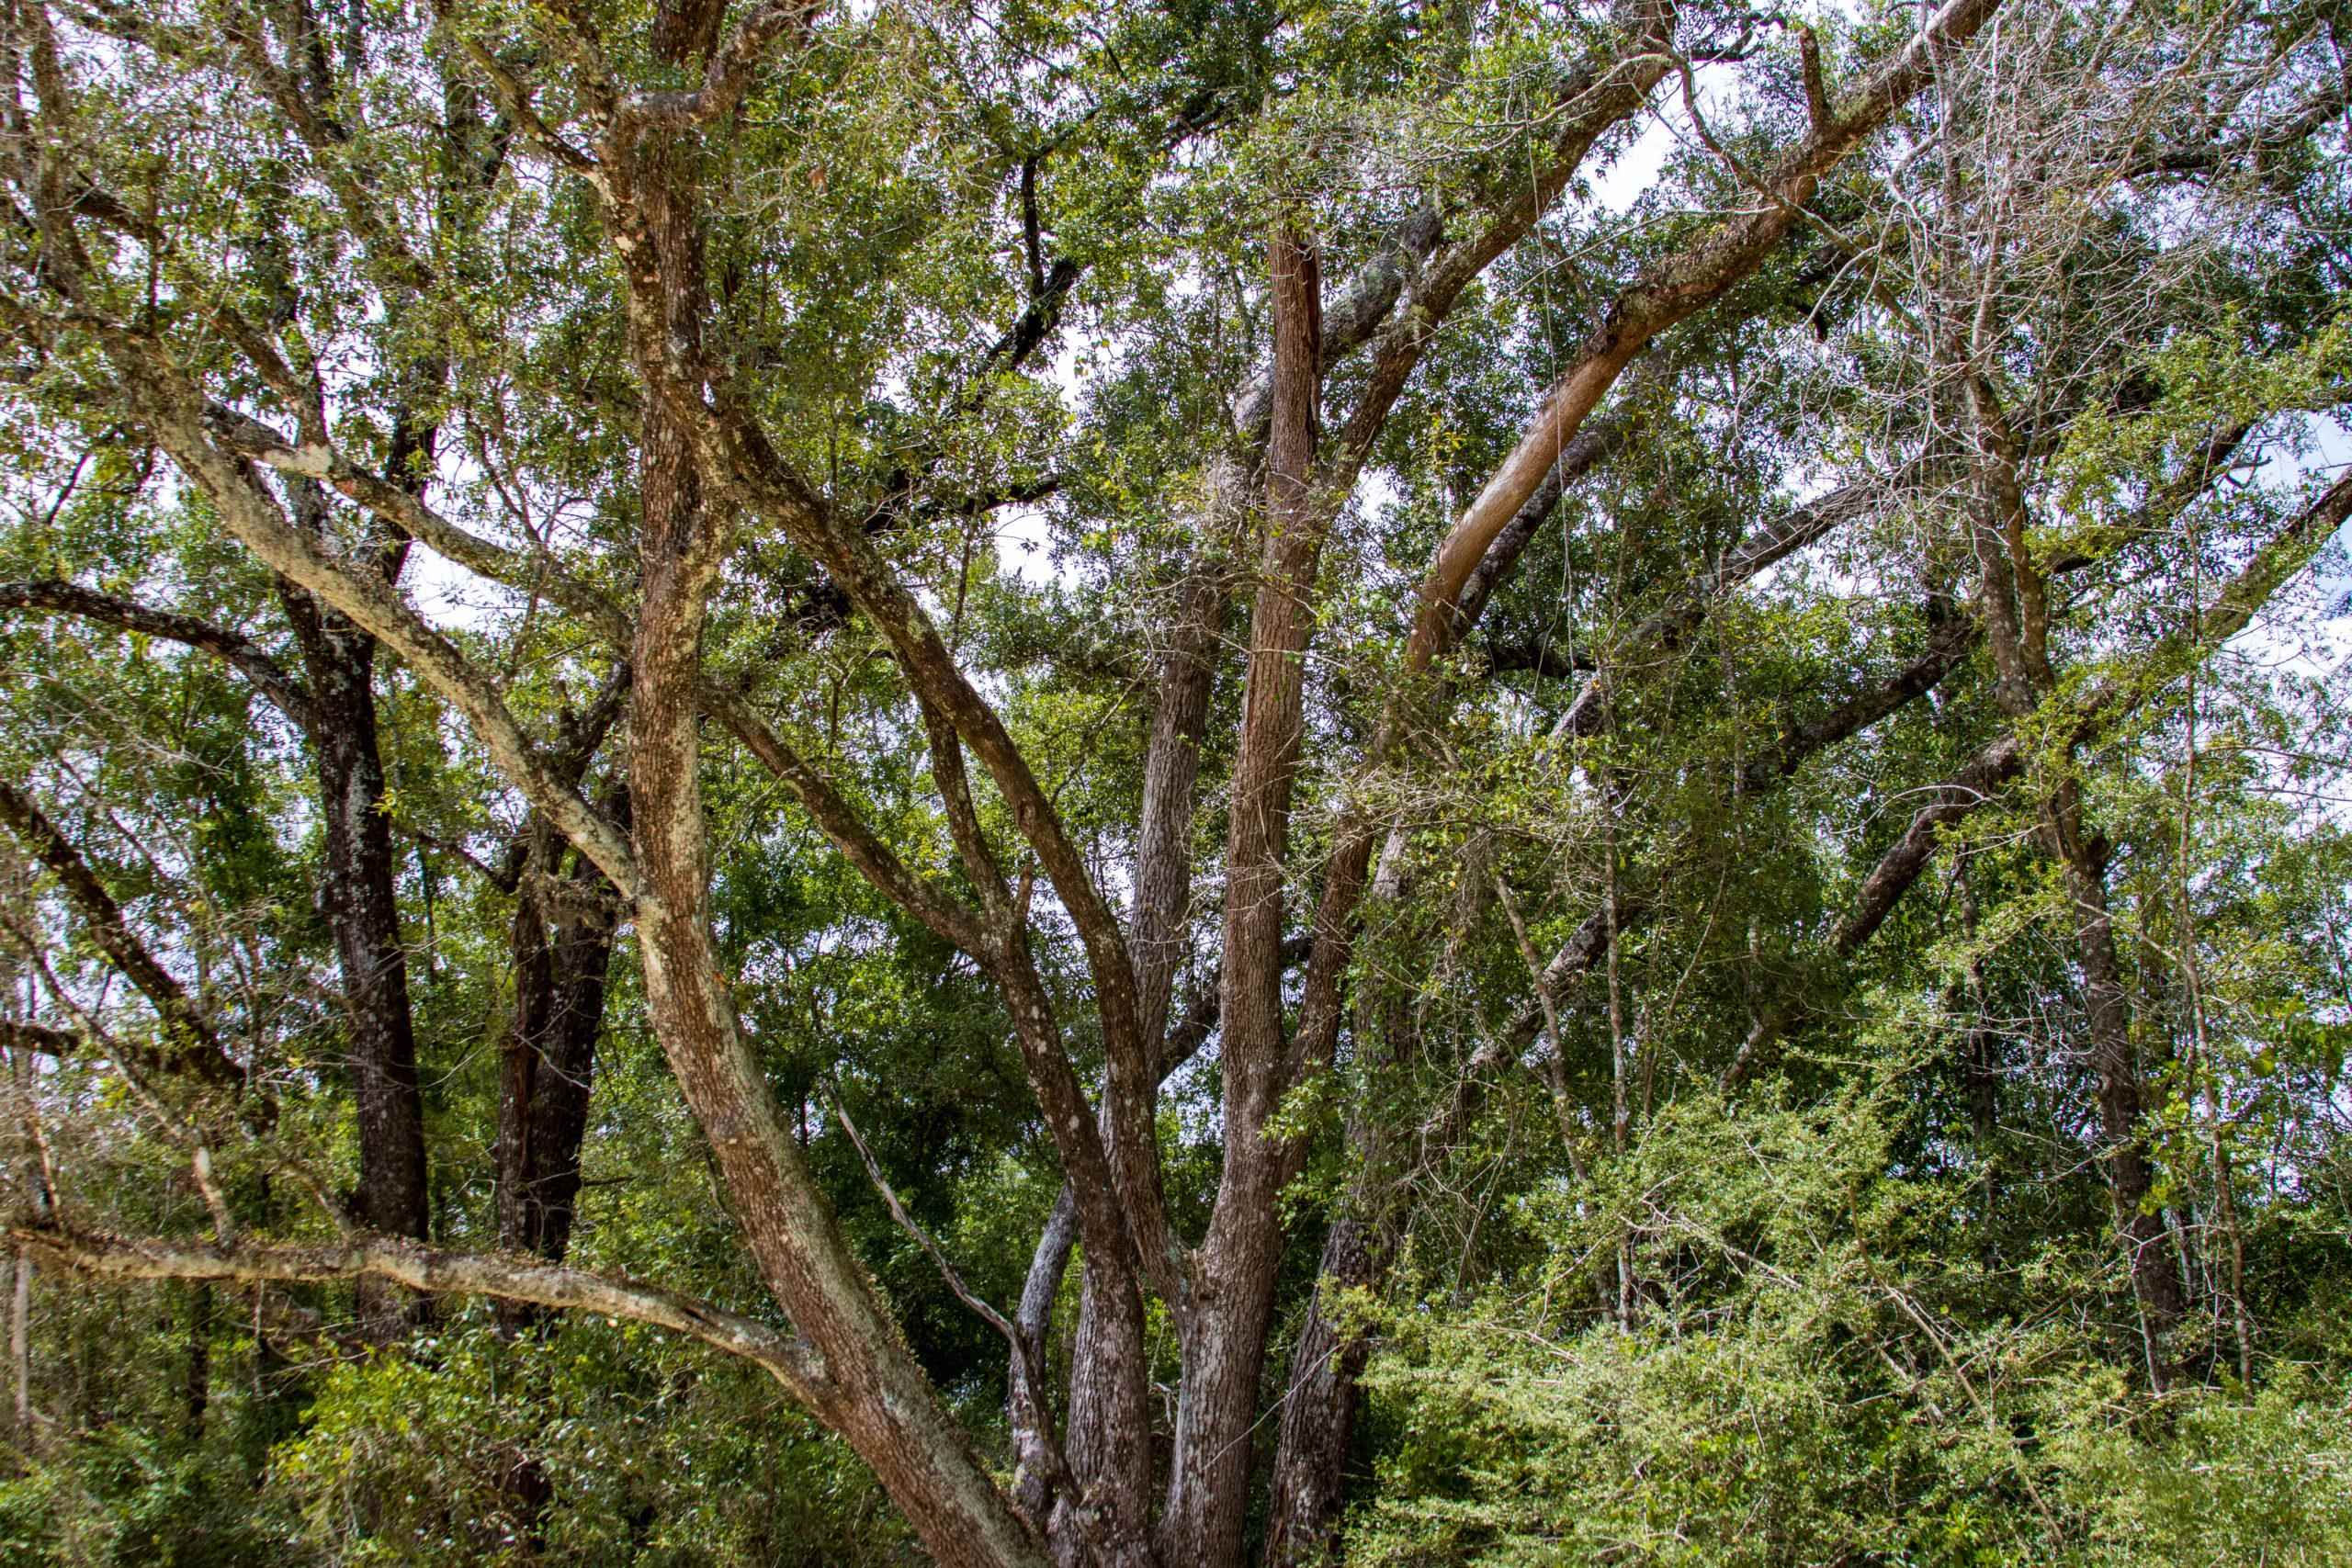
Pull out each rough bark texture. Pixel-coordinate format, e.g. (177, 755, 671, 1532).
(278, 565, 431, 1333)
(497, 825, 620, 1272)
(1161, 220, 1323, 1568)
(607, 35, 1054, 1560)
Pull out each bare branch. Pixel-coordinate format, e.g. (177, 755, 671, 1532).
(11, 1224, 826, 1396)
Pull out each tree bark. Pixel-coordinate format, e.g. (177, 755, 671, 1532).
(496, 824, 620, 1273)
(277, 540, 432, 1337)
(606, 44, 1054, 1560)
(1160, 219, 1323, 1568)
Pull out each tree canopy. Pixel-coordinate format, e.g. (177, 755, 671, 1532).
(0, 0, 2349, 1564)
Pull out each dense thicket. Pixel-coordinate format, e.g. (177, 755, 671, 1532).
(0, 0, 2347, 1563)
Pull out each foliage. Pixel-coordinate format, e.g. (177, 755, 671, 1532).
(0, 0, 2346, 1563)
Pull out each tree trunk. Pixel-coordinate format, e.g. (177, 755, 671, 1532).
(9, 1247, 27, 1437)
(497, 828, 620, 1273)
(492, 818, 620, 1549)
(610, 54, 1052, 1560)
(280, 564, 432, 1339)
(1262, 1186, 1389, 1568)
(1162, 220, 1323, 1568)
(1963, 369, 2184, 1370)
(182, 1281, 212, 1442)
(2058, 831, 2187, 1356)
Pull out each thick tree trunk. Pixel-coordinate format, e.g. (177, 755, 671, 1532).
(497, 830, 619, 1272)
(280, 573, 431, 1337)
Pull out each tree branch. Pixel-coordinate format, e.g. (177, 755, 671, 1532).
(1407, 0, 2010, 666)
(620, 1, 826, 133)
(11, 1223, 826, 1396)
(0, 780, 252, 1098)
(0, 578, 313, 729)
(0, 1019, 78, 1059)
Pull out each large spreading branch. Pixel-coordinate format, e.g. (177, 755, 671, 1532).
(204, 403, 631, 641)
(1283, 0, 2018, 1110)
(11, 1224, 826, 1396)
(1317, 0, 1680, 487)
(1406, 0, 2011, 666)
(694, 400, 1183, 1310)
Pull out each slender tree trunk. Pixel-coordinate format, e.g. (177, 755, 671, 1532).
(1162, 219, 1322, 1568)
(1263, 827, 1444, 1568)
(248, 70, 437, 1337)
(182, 1281, 212, 1442)
(1958, 908, 2003, 1235)
(1261, 1142, 1395, 1568)
(1963, 370, 2184, 1369)
(8, 1247, 27, 1438)
(2058, 833, 2187, 1352)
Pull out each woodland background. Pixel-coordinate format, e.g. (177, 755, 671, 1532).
(0, 0, 2349, 1564)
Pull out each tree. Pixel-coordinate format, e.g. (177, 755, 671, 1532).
(0, 1, 2346, 1565)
